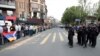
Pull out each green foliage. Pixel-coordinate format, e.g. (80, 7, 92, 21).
(61, 6, 87, 24)
(95, 5, 100, 21)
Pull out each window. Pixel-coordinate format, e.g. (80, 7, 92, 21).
(0, 10, 2, 14)
(19, 2, 21, 8)
(40, 0, 45, 4)
(33, 12, 37, 18)
(32, 0, 38, 2)
(7, 10, 13, 16)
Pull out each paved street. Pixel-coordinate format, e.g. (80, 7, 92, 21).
(0, 28, 100, 56)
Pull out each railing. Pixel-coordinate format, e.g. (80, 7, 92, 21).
(0, 1, 15, 6)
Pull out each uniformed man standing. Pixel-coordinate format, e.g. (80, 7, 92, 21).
(68, 25, 74, 48)
(77, 25, 83, 45)
(91, 25, 99, 48)
(87, 24, 92, 46)
(81, 25, 87, 48)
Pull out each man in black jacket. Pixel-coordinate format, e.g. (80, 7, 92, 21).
(81, 25, 87, 48)
(77, 25, 83, 45)
(91, 25, 99, 48)
(68, 25, 74, 48)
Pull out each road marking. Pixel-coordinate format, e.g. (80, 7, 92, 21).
(59, 32, 64, 42)
(41, 34, 45, 37)
(34, 33, 42, 38)
(63, 32, 68, 37)
(74, 33, 77, 39)
(52, 33, 56, 43)
(40, 33, 52, 45)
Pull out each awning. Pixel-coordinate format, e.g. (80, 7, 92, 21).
(27, 18, 44, 25)
(6, 16, 16, 21)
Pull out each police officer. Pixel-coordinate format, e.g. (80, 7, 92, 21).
(77, 25, 83, 45)
(91, 25, 99, 48)
(81, 25, 87, 48)
(68, 25, 74, 48)
(87, 24, 92, 46)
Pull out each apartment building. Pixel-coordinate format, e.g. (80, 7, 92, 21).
(15, 0, 30, 20)
(0, 0, 47, 22)
(0, 0, 16, 16)
(30, 0, 47, 19)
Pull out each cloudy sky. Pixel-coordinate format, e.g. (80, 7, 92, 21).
(46, 0, 99, 21)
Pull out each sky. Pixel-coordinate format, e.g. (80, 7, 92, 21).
(46, 0, 99, 21)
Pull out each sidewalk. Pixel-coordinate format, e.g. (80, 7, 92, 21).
(0, 28, 52, 51)
(0, 36, 31, 50)
(0, 31, 42, 51)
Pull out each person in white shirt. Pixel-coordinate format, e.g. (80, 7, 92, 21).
(15, 24, 21, 39)
(29, 25, 33, 36)
(24, 25, 29, 36)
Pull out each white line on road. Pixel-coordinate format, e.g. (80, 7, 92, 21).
(59, 32, 64, 42)
(40, 33, 52, 45)
(63, 32, 68, 37)
(74, 33, 77, 39)
(52, 33, 56, 43)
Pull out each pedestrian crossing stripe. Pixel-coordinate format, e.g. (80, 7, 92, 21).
(40, 33, 52, 45)
(52, 33, 56, 43)
(74, 33, 77, 39)
(63, 32, 68, 37)
(59, 32, 64, 42)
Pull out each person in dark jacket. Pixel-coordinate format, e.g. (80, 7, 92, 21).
(87, 25, 92, 46)
(91, 25, 99, 48)
(68, 25, 74, 48)
(81, 25, 87, 48)
(77, 25, 83, 45)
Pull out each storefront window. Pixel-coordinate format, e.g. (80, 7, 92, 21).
(0, 10, 2, 14)
(32, 0, 38, 2)
(7, 10, 13, 16)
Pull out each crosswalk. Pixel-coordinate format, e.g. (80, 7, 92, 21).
(52, 33, 56, 43)
(40, 33, 52, 45)
(38, 32, 78, 45)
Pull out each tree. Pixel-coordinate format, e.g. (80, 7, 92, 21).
(94, 1, 100, 21)
(61, 6, 87, 24)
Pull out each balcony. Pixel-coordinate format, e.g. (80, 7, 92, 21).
(0, 1, 16, 9)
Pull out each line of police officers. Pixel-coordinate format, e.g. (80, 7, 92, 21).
(67, 23, 100, 48)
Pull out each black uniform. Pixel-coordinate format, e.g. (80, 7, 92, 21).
(77, 27, 83, 45)
(98, 24, 100, 33)
(68, 27, 74, 47)
(91, 26, 99, 48)
(81, 26, 87, 48)
(87, 26, 92, 45)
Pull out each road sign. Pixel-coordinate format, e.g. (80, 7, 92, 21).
(75, 19, 80, 22)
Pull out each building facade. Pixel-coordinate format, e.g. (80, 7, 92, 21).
(0, 0, 47, 23)
(0, 0, 16, 16)
(15, 0, 30, 21)
(30, 0, 47, 19)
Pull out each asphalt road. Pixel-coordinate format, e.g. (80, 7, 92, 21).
(0, 28, 100, 56)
